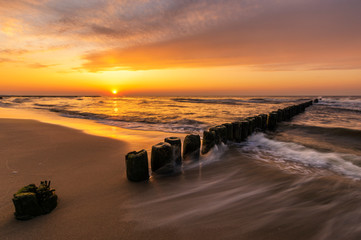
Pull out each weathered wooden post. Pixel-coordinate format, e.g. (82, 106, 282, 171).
(300, 103, 304, 112)
(209, 127, 220, 145)
(165, 137, 182, 165)
(183, 134, 201, 161)
(202, 130, 215, 154)
(223, 123, 233, 141)
(213, 125, 227, 144)
(291, 105, 297, 118)
(246, 117, 256, 136)
(267, 112, 278, 130)
(260, 114, 268, 131)
(276, 109, 284, 122)
(13, 192, 42, 220)
(126, 150, 149, 181)
(240, 121, 249, 141)
(295, 104, 301, 115)
(284, 107, 291, 120)
(255, 115, 263, 131)
(12, 181, 58, 220)
(151, 142, 173, 174)
(232, 122, 241, 142)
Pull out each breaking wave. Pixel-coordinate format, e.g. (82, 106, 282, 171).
(241, 133, 361, 179)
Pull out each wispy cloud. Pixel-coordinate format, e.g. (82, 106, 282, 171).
(28, 63, 57, 68)
(0, 57, 17, 64)
(80, 0, 361, 71)
(0, 48, 29, 55)
(1, 0, 361, 71)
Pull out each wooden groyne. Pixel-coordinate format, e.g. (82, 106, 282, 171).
(125, 99, 318, 181)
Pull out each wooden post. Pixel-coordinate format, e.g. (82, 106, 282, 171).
(183, 134, 201, 161)
(151, 142, 173, 174)
(165, 137, 182, 165)
(202, 130, 215, 154)
(126, 150, 149, 181)
(232, 122, 241, 142)
(240, 121, 249, 141)
(223, 123, 233, 141)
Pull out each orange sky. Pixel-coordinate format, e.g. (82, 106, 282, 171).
(0, 0, 361, 96)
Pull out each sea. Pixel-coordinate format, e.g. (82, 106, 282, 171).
(1, 95, 361, 239)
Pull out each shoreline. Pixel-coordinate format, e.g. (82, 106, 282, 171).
(0, 118, 230, 240)
(0, 118, 130, 239)
(2, 114, 361, 239)
(0, 107, 187, 152)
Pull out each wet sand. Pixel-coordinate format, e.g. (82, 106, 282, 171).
(0, 118, 211, 240)
(2, 118, 361, 240)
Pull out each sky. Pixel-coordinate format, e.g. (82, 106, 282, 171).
(0, 0, 361, 96)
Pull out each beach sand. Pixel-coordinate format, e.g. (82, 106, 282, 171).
(0, 118, 177, 239)
(2, 118, 361, 240)
(1, 118, 230, 240)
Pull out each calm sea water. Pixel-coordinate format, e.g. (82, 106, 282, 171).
(1, 95, 361, 239)
(0, 96, 323, 132)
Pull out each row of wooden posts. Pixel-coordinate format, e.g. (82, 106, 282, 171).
(125, 99, 317, 182)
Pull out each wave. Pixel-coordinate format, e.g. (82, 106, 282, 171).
(34, 103, 57, 107)
(12, 97, 32, 103)
(241, 133, 361, 179)
(249, 97, 304, 103)
(286, 124, 361, 141)
(169, 118, 205, 125)
(325, 106, 361, 114)
(319, 97, 361, 111)
(172, 98, 246, 105)
(48, 108, 207, 133)
(172, 97, 307, 105)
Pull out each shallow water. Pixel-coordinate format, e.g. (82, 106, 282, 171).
(124, 146, 361, 240)
(0, 96, 314, 133)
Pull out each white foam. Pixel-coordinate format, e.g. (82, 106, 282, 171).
(242, 133, 361, 179)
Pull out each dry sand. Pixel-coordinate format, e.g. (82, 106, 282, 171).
(0, 118, 183, 240)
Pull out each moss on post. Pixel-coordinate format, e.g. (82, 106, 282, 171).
(12, 181, 58, 220)
(13, 192, 42, 220)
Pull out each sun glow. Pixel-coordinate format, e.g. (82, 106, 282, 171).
(112, 89, 118, 94)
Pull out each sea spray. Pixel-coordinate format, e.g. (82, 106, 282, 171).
(241, 133, 361, 179)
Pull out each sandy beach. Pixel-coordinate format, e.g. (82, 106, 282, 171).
(2, 112, 361, 240)
(0, 118, 131, 238)
(0, 118, 214, 240)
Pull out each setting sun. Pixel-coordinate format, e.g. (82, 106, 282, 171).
(112, 89, 118, 95)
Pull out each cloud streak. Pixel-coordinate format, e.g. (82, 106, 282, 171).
(28, 63, 57, 68)
(1, 0, 361, 71)
(81, 0, 361, 71)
